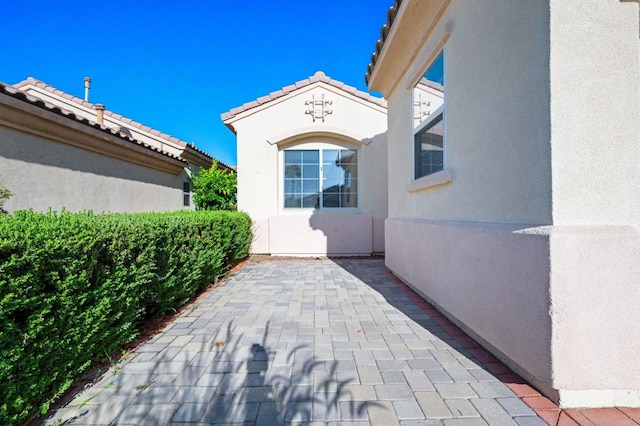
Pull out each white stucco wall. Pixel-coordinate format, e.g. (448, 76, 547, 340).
(1, 121, 190, 214)
(376, 0, 640, 407)
(229, 81, 388, 255)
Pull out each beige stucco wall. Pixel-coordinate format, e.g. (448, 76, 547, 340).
(386, 0, 552, 225)
(1, 122, 190, 214)
(549, 0, 640, 225)
(230, 82, 388, 255)
(378, 0, 640, 407)
(385, 219, 554, 393)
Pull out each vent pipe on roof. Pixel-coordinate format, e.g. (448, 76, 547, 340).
(94, 103, 105, 126)
(84, 77, 91, 102)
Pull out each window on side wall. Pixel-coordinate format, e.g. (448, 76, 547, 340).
(284, 148, 358, 209)
(413, 51, 445, 180)
(183, 181, 190, 207)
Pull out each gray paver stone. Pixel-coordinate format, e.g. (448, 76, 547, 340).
(445, 399, 481, 418)
(367, 401, 400, 426)
(496, 397, 538, 417)
(415, 392, 453, 419)
(171, 403, 208, 423)
(375, 384, 414, 400)
(470, 398, 518, 426)
(394, 399, 426, 420)
(434, 383, 478, 399)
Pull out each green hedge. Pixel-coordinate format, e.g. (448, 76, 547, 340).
(0, 210, 252, 424)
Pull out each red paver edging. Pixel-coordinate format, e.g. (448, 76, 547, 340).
(379, 263, 639, 426)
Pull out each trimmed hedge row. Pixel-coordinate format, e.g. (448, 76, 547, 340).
(0, 210, 252, 424)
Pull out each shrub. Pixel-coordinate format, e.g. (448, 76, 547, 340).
(0, 183, 11, 214)
(0, 210, 251, 424)
(192, 161, 237, 210)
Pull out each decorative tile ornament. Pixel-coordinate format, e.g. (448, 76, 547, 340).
(305, 93, 333, 122)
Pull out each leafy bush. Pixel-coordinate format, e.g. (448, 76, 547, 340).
(0, 210, 251, 424)
(192, 161, 237, 210)
(0, 183, 11, 214)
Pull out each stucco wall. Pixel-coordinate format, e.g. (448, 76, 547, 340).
(549, 0, 640, 225)
(231, 83, 388, 255)
(386, 0, 552, 225)
(379, 0, 640, 407)
(1, 125, 189, 213)
(385, 219, 554, 395)
(550, 226, 640, 407)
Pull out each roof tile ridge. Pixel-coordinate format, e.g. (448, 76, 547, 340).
(1, 82, 185, 162)
(100, 109, 187, 147)
(12, 77, 38, 88)
(294, 78, 311, 89)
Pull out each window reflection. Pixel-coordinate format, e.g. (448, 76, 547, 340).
(284, 148, 358, 208)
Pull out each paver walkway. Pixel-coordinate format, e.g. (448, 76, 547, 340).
(45, 259, 552, 425)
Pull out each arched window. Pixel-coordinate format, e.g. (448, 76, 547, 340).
(282, 141, 358, 209)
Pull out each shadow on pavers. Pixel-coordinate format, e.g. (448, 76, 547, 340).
(44, 320, 380, 425)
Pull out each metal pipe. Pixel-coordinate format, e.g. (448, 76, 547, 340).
(84, 77, 91, 102)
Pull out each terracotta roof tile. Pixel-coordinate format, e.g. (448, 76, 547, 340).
(281, 84, 296, 93)
(0, 81, 186, 164)
(365, 0, 402, 87)
(221, 70, 386, 122)
(11, 77, 220, 166)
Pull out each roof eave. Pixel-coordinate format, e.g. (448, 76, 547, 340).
(221, 71, 386, 124)
(0, 85, 187, 175)
(366, 0, 451, 97)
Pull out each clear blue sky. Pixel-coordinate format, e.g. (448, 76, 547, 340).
(1, 1, 392, 166)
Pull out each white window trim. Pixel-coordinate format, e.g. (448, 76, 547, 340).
(406, 169, 452, 192)
(279, 141, 361, 214)
(411, 51, 450, 191)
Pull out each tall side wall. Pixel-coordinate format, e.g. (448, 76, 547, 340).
(384, 0, 640, 407)
(385, 0, 557, 398)
(547, 0, 640, 406)
(0, 125, 189, 213)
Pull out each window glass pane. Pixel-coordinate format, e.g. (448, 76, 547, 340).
(302, 165, 319, 179)
(302, 194, 319, 208)
(342, 193, 357, 208)
(285, 194, 302, 208)
(284, 150, 302, 163)
(284, 149, 319, 208)
(322, 193, 340, 208)
(284, 165, 301, 178)
(322, 162, 344, 181)
(284, 179, 301, 193)
(414, 51, 445, 128)
(323, 149, 339, 165)
(302, 150, 319, 164)
(339, 149, 357, 164)
(284, 148, 358, 209)
(322, 178, 342, 191)
(415, 113, 444, 179)
(302, 179, 318, 193)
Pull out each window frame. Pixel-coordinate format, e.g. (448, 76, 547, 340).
(414, 105, 444, 180)
(182, 181, 191, 207)
(281, 142, 360, 212)
(410, 49, 450, 190)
